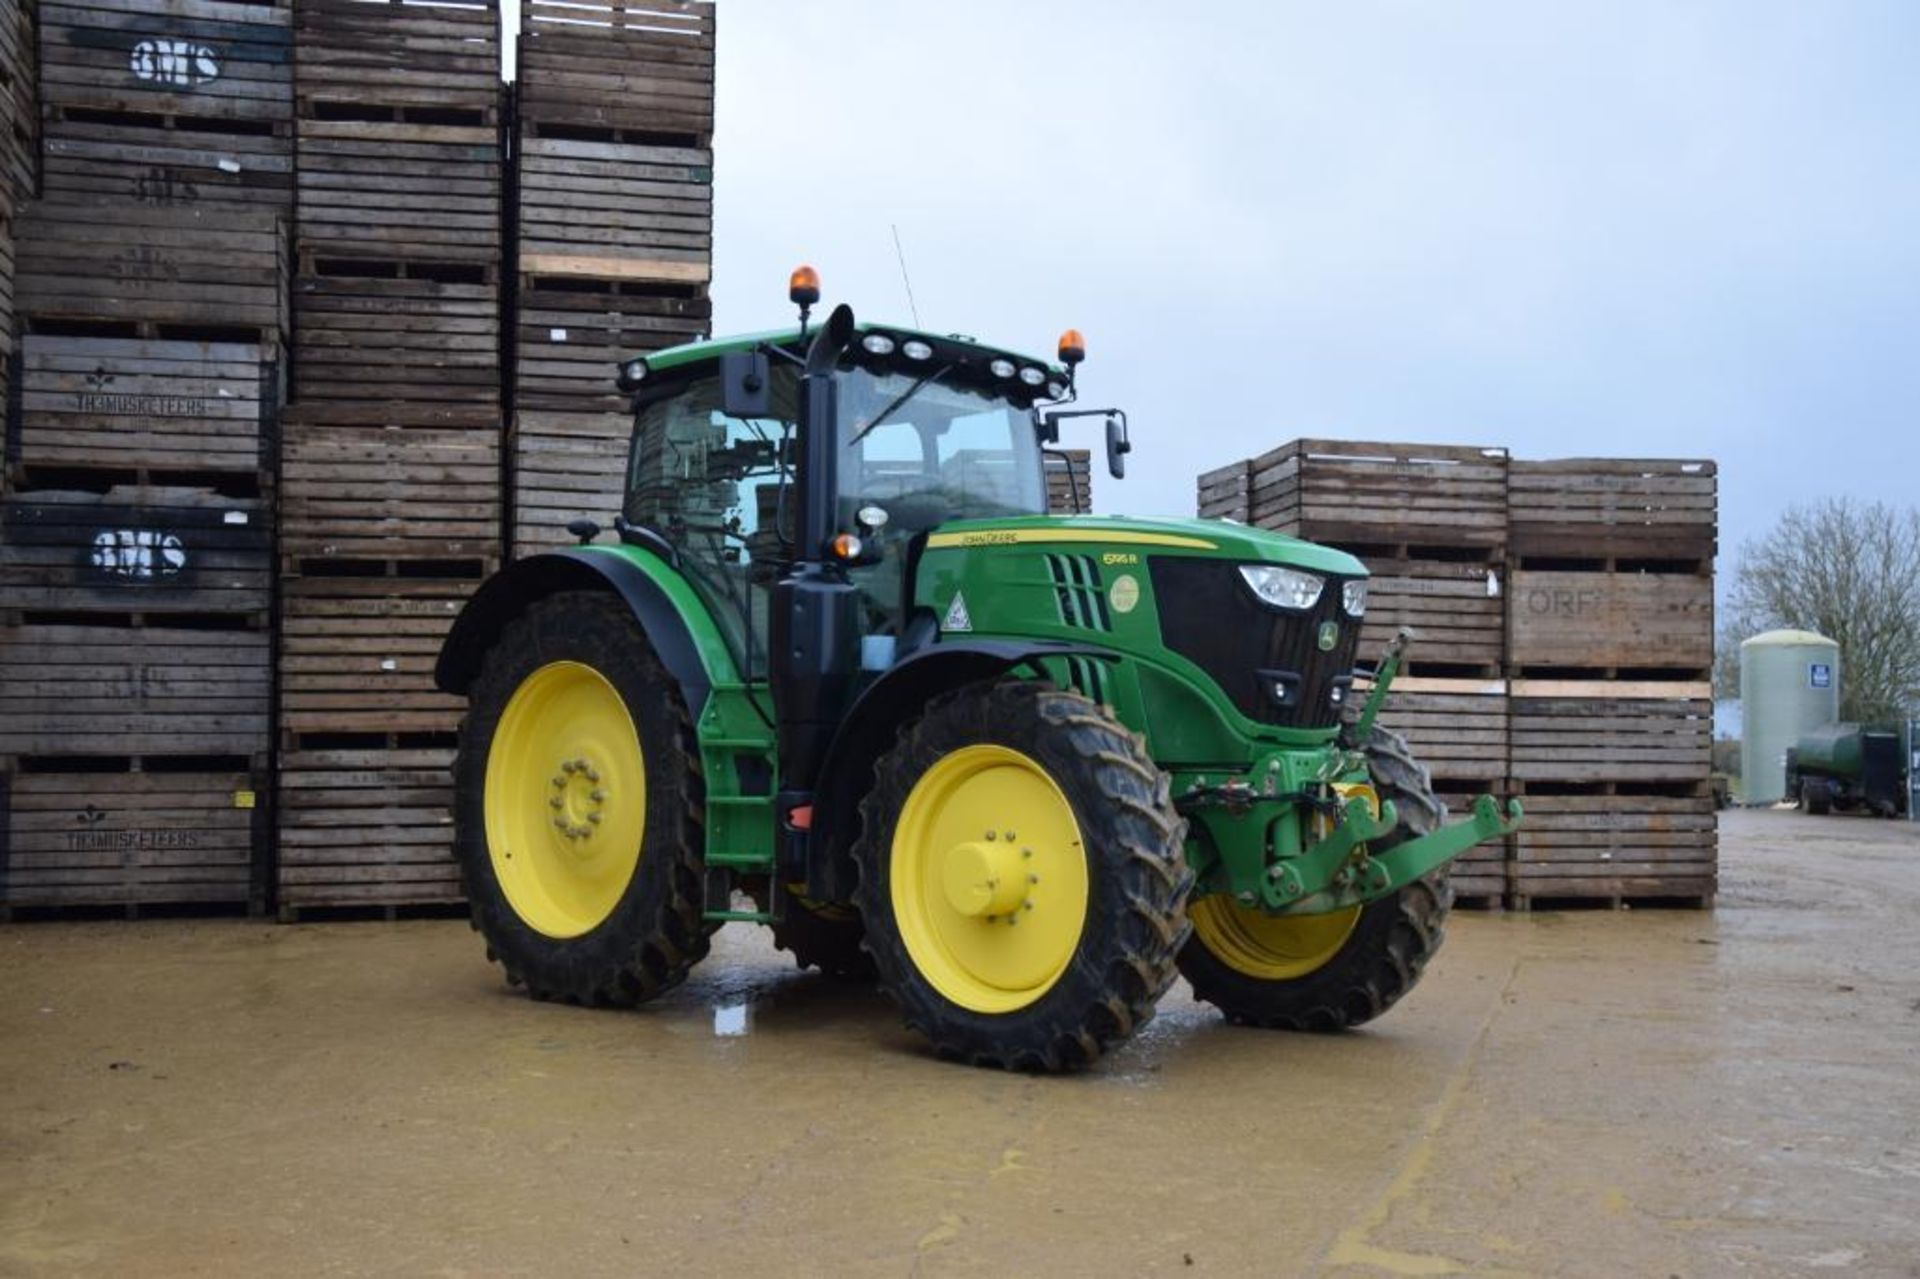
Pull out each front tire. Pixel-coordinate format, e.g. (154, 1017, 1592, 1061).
(852, 681, 1191, 1072)
(1179, 725, 1454, 1031)
(452, 591, 711, 1005)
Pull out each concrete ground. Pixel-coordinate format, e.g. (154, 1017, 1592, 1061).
(2, 809, 1917, 1278)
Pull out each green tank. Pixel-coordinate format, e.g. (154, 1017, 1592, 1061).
(1787, 723, 1907, 818)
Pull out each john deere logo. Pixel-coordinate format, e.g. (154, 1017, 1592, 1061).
(1317, 621, 1340, 651)
(1108, 574, 1140, 614)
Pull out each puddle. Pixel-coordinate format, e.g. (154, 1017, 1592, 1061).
(712, 1001, 752, 1037)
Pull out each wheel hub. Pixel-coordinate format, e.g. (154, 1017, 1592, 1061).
(940, 839, 1028, 918)
(547, 757, 609, 844)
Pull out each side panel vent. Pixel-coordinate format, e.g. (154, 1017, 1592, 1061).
(1045, 554, 1111, 632)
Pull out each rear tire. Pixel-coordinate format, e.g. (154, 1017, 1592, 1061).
(453, 591, 712, 1006)
(1179, 725, 1454, 1031)
(1804, 779, 1832, 816)
(768, 888, 876, 980)
(852, 681, 1191, 1072)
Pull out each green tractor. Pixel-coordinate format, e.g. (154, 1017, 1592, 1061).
(435, 269, 1520, 1071)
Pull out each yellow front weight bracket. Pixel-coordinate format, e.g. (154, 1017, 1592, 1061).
(1265, 793, 1524, 915)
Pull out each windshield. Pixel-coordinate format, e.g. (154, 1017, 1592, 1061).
(835, 369, 1047, 533)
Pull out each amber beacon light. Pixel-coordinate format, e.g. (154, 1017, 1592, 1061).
(1057, 328, 1086, 366)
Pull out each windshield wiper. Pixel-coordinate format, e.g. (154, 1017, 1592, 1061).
(846, 364, 953, 448)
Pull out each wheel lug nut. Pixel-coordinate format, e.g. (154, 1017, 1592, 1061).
(549, 796, 563, 809)
(584, 767, 601, 783)
(587, 812, 602, 825)
(590, 789, 605, 802)
(552, 817, 568, 830)
(983, 831, 995, 841)
(561, 761, 577, 774)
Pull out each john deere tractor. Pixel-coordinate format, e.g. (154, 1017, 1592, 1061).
(435, 268, 1519, 1071)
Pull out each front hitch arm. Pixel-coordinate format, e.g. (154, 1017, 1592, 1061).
(1273, 793, 1524, 915)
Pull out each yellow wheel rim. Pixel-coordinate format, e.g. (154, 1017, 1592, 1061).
(890, 744, 1089, 1014)
(1188, 897, 1361, 981)
(483, 660, 647, 939)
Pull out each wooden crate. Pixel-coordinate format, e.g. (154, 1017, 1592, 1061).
(0, 485, 272, 616)
(1, 762, 266, 913)
(0, 620, 271, 756)
(1247, 439, 1509, 549)
(1508, 562, 1712, 677)
(280, 413, 503, 560)
(1373, 679, 1509, 786)
(509, 409, 628, 555)
(1507, 458, 1716, 559)
(11, 333, 280, 477)
(17, 200, 289, 335)
(514, 135, 712, 286)
(1508, 682, 1712, 786)
(1353, 546, 1504, 675)
(1510, 790, 1717, 907)
(1196, 458, 1250, 522)
(518, 0, 714, 139)
(514, 274, 708, 410)
(295, 118, 501, 263)
(290, 269, 498, 406)
(37, 0, 293, 127)
(295, 0, 501, 111)
(1045, 449, 1092, 514)
(276, 743, 461, 913)
(277, 569, 481, 739)
(40, 114, 293, 209)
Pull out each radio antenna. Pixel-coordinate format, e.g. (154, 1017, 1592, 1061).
(890, 223, 922, 328)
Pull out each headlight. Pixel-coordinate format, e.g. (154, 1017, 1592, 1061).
(1045, 380, 1066, 399)
(1343, 579, 1367, 617)
(861, 333, 896, 356)
(616, 357, 647, 391)
(902, 339, 933, 361)
(1239, 564, 1324, 611)
(989, 358, 1016, 378)
(1018, 366, 1047, 386)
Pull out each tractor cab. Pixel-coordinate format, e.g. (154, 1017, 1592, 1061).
(612, 296, 1099, 678)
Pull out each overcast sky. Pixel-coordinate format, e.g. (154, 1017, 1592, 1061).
(516, 1, 1918, 561)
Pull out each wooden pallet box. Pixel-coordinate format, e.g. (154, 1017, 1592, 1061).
(514, 135, 713, 282)
(277, 569, 481, 738)
(514, 274, 709, 410)
(1356, 549, 1504, 674)
(1508, 682, 1713, 786)
(517, 1, 715, 138)
(1248, 439, 1509, 549)
(509, 408, 628, 555)
(279, 414, 502, 560)
(1196, 458, 1251, 522)
(0, 485, 272, 615)
(0, 620, 271, 756)
(275, 744, 461, 912)
(0, 763, 266, 912)
(291, 271, 498, 406)
(10, 333, 281, 476)
(18, 201, 289, 335)
(1373, 679, 1510, 785)
(1510, 793, 1717, 906)
(294, 0, 502, 110)
(295, 119, 501, 263)
(0, 0, 37, 214)
(1507, 458, 1716, 559)
(1508, 563, 1712, 677)
(37, 0, 293, 126)
(40, 115, 293, 209)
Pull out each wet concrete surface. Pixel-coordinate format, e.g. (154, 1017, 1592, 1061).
(2, 809, 1917, 1277)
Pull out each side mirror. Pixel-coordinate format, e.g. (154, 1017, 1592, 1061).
(1105, 415, 1131, 480)
(720, 350, 772, 419)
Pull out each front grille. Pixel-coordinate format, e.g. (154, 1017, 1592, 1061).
(1045, 553, 1111, 631)
(1148, 557, 1361, 729)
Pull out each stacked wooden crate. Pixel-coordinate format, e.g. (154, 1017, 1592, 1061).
(0, 0, 38, 413)
(1, 0, 285, 916)
(508, 0, 714, 555)
(1505, 460, 1717, 907)
(274, 0, 505, 916)
(1199, 441, 1515, 902)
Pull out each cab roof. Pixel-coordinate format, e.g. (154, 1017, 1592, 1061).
(638, 321, 1066, 378)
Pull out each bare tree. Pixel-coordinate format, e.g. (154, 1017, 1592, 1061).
(1723, 498, 1920, 722)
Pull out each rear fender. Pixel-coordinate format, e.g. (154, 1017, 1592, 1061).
(434, 547, 728, 717)
(803, 639, 1114, 901)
